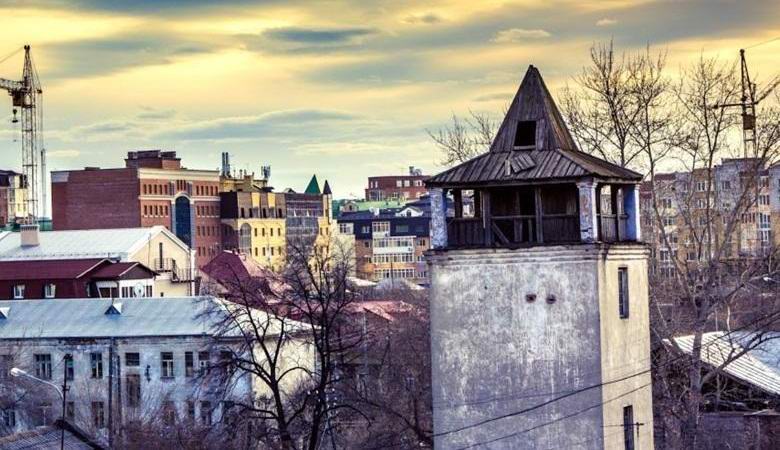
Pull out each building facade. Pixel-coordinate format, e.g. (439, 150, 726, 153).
(337, 198, 435, 285)
(0, 297, 313, 442)
(0, 170, 27, 226)
(0, 226, 195, 297)
(51, 150, 221, 267)
(365, 167, 429, 201)
(426, 66, 653, 449)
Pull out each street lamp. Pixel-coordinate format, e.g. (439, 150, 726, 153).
(11, 353, 72, 450)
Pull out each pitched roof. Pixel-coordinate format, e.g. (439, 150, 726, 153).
(304, 174, 321, 194)
(671, 331, 780, 396)
(88, 261, 155, 279)
(0, 297, 216, 339)
(0, 226, 188, 261)
(0, 424, 99, 450)
(0, 258, 107, 281)
(322, 180, 332, 195)
(427, 66, 641, 187)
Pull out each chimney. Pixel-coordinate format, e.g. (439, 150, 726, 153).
(221, 152, 231, 177)
(20, 223, 40, 247)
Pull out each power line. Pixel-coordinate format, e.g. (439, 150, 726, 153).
(434, 305, 780, 439)
(745, 35, 780, 50)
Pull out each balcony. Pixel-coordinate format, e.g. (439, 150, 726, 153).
(153, 257, 176, 272)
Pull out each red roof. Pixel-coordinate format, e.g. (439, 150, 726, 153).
(0, 258, 107, 281)
(90, 261, 155, 279)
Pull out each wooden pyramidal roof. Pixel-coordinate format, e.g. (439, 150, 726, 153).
(427, 65, 641, 187)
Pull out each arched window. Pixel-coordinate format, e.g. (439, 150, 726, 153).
(174, 196, 192, 247)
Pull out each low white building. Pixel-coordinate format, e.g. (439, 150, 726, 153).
(0, 296, 314, 442)
(0, 225, 196, 297)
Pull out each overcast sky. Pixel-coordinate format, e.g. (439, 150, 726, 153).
(0, 0, 778, 201)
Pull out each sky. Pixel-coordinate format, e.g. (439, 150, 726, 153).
(0, 0, 779, 204)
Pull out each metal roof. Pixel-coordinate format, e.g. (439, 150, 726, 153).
(0, 226, 185, 261)
(0, 297, 217, 339)
(0, 258, 107, 281)
(0, 426, 97, 450)
(672, 331, 780, 396)
(427, 66, 642, 187)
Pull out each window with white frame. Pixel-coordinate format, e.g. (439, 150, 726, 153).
(161, 352, 174, 378)
(760, 230, 771, 243)
(721, 180, 731, 190)
(396, 180, 402, 187)
(372, 222, 390, 234)
(662, 216, 675, 227)
(338, 223, 354, 234)
(760, 213, 771, 229)
(696, 180, 707, 192)
(43, 283, 55, 299)
(759, 194, 770, 206)
(12, 284, 24, 299)
(660, 198, 673, 209)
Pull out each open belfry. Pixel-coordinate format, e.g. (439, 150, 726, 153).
(426, 66, 653, 448)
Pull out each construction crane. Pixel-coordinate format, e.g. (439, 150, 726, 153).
(714, 48, 780, 157)
(0, 45, 44, 222)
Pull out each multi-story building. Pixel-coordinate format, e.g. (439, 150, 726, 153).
(51, 150, 221, 267)
(336, 196, 438, 285)
(0, 225, 195, 296)
(220, 171, 334, 270)
(365, 167, 429, 201)
(0, 170, 27, 226)
(0, 297, 313, 441)
(426, 66, 653, 449)
(641, 158, 775, 277)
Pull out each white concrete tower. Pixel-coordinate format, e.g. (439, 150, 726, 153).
(426, 66, 653, 449)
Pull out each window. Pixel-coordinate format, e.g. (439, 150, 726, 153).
(0, 355, 13, 379)
(660, 198, 673, 209)
(198, 351, 209, 375)
(721, 180, 731, 190)
(187, 401, 196, 421)
(618, 267, 629, 319)
(338, 223, 354, 234)
(126, 374, 141, 407)
(12, 284, 24, 299)
(92, 402, 105, 429)
(662, 216, 675, 227)
(44, 283, 56, 298)
(161, 352, 174, 378)
(695, 198, 707, 208)
(185, 352, 194, 378)
(372, 222, 390, 234)
(90, 353, 103, 379)
(200, 401, 212, 425)
(514, 120, 536, 148)
(759, 213, 771, 229)
(623, 405, 635, 450)
(396, 180, 403, 187)
(123, 352, 140, 367)
(34, 354, 52, 380)
(696, 180, 707, 192)
(395, 224, 409, 233)
(759, 194, 770, 206)
(65, 357, 74, 381)
(3, 409, 16, 428)
(65, 402, 75, 420)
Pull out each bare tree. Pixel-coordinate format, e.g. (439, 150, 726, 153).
(428, 110, 498, 166)
(206, 235, 364, 450)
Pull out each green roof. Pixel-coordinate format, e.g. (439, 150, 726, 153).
(332, 199, 406, 217)
(304, 175, 320, 194)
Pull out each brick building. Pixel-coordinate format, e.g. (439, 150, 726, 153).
(365, 167, 429, 201)
(51, 150, 221, 267)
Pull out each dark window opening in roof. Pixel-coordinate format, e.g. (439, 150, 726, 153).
(514, 120, 536, 149)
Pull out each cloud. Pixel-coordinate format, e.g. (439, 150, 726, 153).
(473, 92, 511, 102)
(245, 26, 378, 54)
(596, 18, 618, 27)
(403, 13, 443, 25)
(492, 28, 551, 43)
(136, 107, 177, 120)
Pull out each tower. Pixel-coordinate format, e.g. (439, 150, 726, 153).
(426, 66, 653, 449)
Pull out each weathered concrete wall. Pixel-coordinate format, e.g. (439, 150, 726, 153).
(597, 245, 654, 449)
(428, 246, 606, 449)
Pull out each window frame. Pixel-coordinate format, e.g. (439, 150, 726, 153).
(618, 267, 630, 319)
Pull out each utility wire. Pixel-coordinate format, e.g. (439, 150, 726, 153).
(745, 36, 780, 50)
(434, 305, 780, 439)
(0, 47, 23, 67)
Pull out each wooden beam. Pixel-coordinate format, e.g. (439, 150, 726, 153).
(534, 187, 544, 243)
(454, 189, 463, 218)
(482, 190, 493, 245)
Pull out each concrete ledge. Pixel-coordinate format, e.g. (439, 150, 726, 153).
(426, 242, 649, 266)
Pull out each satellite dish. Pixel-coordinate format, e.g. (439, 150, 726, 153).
(133, 283, 146, 298)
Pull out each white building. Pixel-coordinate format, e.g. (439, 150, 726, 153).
(0, 296, 314, 442)
(0, 225, 196, 297)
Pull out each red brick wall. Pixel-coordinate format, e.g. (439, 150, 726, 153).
(52, 168, 141, 230)
(193, 199, 221, 267)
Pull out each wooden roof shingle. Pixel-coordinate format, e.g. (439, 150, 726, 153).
(427, 65, 642, 187)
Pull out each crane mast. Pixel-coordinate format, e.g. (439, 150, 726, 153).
(0, 45, 43, 222)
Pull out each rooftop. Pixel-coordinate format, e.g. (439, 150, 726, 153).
(0, 226, 187, 261)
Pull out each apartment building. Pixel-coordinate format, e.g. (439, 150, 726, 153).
(365, 167, 429, 201)
(0, 170, 27, 226)
(337, 196, 439, 285)
(51, 150, 221, 267)
(0, 225, 195, 296)
(641, 158, 775, 276)
(0, 297, 312, 441)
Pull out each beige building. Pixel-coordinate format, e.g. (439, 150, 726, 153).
(426, 66, 653, 449)
(0, 170, 27, 225)
(0, 225, 195, 296)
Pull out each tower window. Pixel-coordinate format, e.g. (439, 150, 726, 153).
(623, 405, 635, 450)
(618, 267, 629, 319)
(514, 120, 536, 148)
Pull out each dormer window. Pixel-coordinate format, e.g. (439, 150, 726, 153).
(514, 120, 536, 149)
